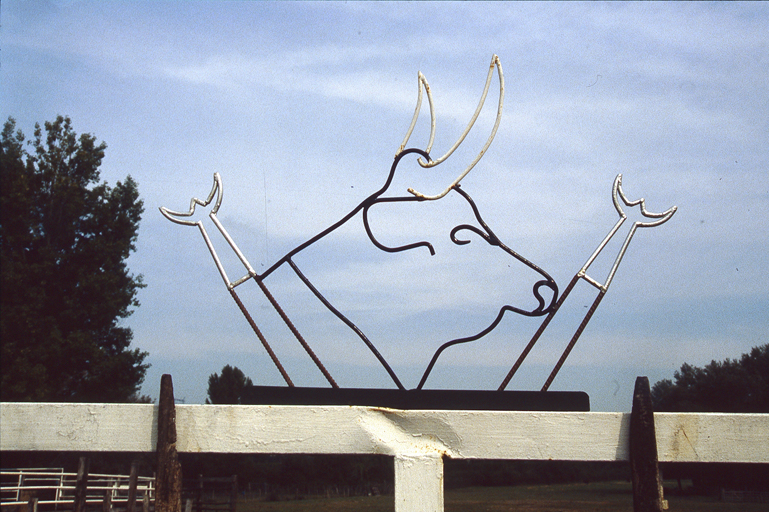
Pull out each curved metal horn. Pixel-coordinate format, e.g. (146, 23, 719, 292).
(613, 174, 678, 227)
(578, 174, 678, 292)
(404, 54, 505, 201)
(397, 72, 436, 157)
(159, 172, 223, 226)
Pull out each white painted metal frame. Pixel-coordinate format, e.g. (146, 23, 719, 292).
(3, 404, 768, 512)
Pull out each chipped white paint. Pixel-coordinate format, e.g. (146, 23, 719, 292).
(3, 404, 768, 512)
(0, 403, 157, 452)
(2, 404, 767, 463)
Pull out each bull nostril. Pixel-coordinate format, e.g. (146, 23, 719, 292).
(533, 280, 559, 314)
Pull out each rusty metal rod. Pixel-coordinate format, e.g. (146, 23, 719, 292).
(253, 277, 339, 389)
(498, 274, 580, 391)
(229, 288, 294, 387)
(287, 258, 405, 390)
(541, 289, 606, 392)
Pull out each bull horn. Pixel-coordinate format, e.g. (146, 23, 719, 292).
(405, 54, 505, 201)
(397, 71, 436, 158)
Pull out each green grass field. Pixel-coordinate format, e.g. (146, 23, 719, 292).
(238, 481, 767, 512)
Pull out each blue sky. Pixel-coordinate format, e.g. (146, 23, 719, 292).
(2, 1, 767, 410)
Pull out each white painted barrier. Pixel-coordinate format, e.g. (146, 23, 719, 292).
(2, 403, 768, 512)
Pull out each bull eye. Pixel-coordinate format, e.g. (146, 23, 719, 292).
(450, 227, 471, 245)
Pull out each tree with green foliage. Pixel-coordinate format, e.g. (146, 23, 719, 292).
(1, 116, 148, 402)
(206, 365, 253, 404)
(651, 344, 768, 413)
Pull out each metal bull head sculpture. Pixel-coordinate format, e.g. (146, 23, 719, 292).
(160, 55, 676, 398)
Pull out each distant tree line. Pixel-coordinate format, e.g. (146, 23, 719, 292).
(651, 344, 768, 413)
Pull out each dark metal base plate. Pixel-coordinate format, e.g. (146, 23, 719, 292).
(241, 386, 589, 411)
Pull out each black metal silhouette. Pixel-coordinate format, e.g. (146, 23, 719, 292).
(160, 55, 676, 402)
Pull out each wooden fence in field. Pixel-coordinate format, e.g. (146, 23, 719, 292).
(0, 468, 243, 512)
(0, 465, 154, 512)
(1, 468, 244, 512)
(2, 375, 768, 512)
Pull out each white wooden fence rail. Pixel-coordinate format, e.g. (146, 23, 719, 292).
(2, 403, 768, 512)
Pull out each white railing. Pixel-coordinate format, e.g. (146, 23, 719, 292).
(2, 402, 768, 512)
(0, 468, 154, 508)
(1, 468, 65, 505)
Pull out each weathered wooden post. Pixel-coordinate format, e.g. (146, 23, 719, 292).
(195, 475, 203, 512)
(102, 489, 112, 512)
(127, 462, 139, 512)
(156, 375, 182, 512)
(73, 456, 90, 512)
(630, 376, 667, 512)
(229, 475, 238, 512)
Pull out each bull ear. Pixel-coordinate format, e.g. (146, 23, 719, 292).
(405, 54, 505, 201)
